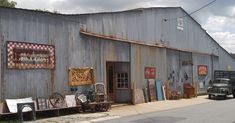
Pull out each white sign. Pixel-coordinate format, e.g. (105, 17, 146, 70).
(199, 82, 204, 89)
(6, 97, 33, 113)
(177, 18, 184, 31)
(65, 95, 76, 107)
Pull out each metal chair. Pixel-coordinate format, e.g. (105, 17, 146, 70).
(94, 83, 112, 111)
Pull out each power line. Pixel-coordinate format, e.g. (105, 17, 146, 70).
(165, 0, 217, 21)
(189, 0, 216, 16)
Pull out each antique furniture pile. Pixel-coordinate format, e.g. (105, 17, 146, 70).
(0, 86, 112, 122)
(0, 67, 113, 122)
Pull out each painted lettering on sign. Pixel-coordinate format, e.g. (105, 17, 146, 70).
(7, 41, 55, 69)
(145, 67, 156, 79)
(13, 49, 50, 64)
(198, 65, 208, 76)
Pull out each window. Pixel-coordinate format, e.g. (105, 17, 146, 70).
(116, 72, 128, 89)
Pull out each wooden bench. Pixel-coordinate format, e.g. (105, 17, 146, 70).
(0, 92, 113, 121)
(0, 96, 82, 121)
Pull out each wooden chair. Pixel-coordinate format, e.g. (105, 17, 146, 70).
(94, 83, 112, 111)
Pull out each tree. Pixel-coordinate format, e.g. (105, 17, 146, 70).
(0, 0, 17, 8)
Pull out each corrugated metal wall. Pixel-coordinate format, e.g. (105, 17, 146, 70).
(192, 54, 212, 94)
(78, 8, 216, 55)
(0, 9, 70, 99)
(167, 50, 193, 96)
(167, 49, 180, 91)
(0, 7, 235, 102)
(131, 44, 166, 103)
(0, 8, 132, 100)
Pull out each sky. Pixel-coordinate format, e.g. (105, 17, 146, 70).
(13, 0, 235, 53)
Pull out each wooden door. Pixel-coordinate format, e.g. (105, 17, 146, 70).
(106, 62, 115, 101)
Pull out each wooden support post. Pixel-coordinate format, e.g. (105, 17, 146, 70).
(132, 81, 136, 105)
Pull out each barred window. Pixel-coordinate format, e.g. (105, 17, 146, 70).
(117, 72, 128, 89)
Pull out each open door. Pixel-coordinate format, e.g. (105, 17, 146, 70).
(106, 62, 115, 101)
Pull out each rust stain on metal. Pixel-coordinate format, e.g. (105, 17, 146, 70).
(80, 29, 164, 47)
(51, 69, 55, 94)
(80, 29, 212, 56)
(133, 45, 142, 85)
(49, 40, 55, 94)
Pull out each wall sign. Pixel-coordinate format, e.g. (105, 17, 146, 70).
(7, 41, 55, 69)
(177, 17, 184, 31)
(68, 67, 95, 86)
(145, 67, 156, 79)
(198, 65, 208, 76)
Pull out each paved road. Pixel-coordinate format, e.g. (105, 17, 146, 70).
(99, 96, 235, 123)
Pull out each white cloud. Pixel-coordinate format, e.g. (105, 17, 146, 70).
(203, 16, 227, 32)
(209, 32, 235, 53)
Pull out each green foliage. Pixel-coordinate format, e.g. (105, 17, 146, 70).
(0, 0, 17, 8)
(35, 9, 60, 14)
(35, 9, 50, 12)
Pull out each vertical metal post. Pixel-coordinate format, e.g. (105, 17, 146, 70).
(0, 33, 5, 101)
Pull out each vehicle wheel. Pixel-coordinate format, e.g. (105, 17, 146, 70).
(223, 95, 227, 100)
(233, 93, 235, 98)
(208, 94, 211, 99)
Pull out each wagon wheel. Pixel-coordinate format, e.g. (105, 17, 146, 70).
(49, 92, 65, 108)
(105, 103, 111, 111)
(95, 104, 101, 111)
(102, 104, 110, 112)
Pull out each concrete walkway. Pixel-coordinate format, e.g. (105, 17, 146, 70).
(34, 95, 211, 123)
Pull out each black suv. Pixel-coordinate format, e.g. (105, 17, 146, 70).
(207, 78, 235, 99)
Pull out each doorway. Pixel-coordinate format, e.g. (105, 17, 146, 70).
(106, 62, 131, 103)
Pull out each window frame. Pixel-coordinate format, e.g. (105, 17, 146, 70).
(116, 72, 129, 89)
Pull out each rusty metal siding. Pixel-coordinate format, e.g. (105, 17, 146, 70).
(0, 7, 235, 102)
(0, 8, 132, 100)
(167, 50, 193, 95)
(192, 54, 212, 94)
(0, 9, 70, 99)
(131, 44, 166, 103)
(167, 49, 180, 91)
(79, 8, 213, 55)
(179, 52, 193, 84)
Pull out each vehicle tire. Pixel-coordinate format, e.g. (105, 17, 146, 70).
(223, 95, 227, 100)
(233, 93, 235, 98)
(208, 94, 211, 99)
